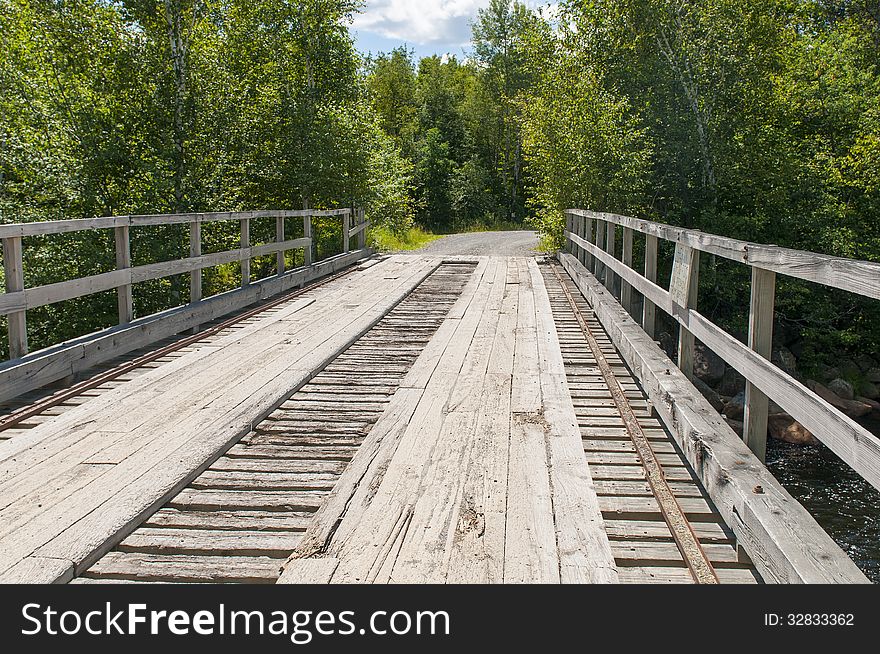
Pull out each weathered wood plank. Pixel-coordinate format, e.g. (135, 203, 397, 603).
(621, 226, 633, 316)
(743, 267, 776, 462)
(604, 518, 732, 543)
(0, 210, 352, 239)
(190, 220, 202, 303)
(114, 225, 133, 324)
(240, 217, 251, 286)
(2, 236, 27, 358)
(560, 253, 869, 583)
(529, 260, 618, 583)
(0, 249, 370, 403)
(144, 508, 313, 532)
(617, 565, 760, 584)
(118, 528, 299, 557)
(80, 551, 281, 583)
(278, 557, 339, 584)
(565, 236, 880, 495)
(568, 208, 880, 299)
(642, 234, 658, 339)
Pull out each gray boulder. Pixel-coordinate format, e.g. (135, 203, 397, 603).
(828, 378, 855, 401)
(694, 343, 726, 386)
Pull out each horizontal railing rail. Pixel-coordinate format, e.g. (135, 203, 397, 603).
(1, 208, 368, 362)
(564, 208, 880, 494)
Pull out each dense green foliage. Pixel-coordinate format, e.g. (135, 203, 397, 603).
(0, 0, 415, 356)
(2, 0, 879, 364)
(517, 0, 880, 365)
(364, 0, 539, 231)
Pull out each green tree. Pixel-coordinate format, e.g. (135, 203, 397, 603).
(472, 0, 540, 222)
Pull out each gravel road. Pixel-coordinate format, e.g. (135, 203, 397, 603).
(399, 230, 540, 257)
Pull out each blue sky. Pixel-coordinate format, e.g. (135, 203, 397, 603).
(351, 0, 490, 60)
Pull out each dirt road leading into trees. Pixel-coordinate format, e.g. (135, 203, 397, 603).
(400, 230, 540, 257)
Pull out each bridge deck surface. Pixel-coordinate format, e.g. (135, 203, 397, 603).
(0, 255, 436, 582)
(0, 254, 760, 584)
(283, 257, 619, 583)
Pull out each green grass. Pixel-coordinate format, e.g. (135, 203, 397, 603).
(536, 233, 561, 253)
(368, 225, 442, 252)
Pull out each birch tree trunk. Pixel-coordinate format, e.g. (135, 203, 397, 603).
(656, 2, 717, 206)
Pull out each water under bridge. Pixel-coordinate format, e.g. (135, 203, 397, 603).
(0, 208, 877, 584)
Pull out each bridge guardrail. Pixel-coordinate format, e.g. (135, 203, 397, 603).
(564, 208, 880, 494)
(0, 208, 368, 363)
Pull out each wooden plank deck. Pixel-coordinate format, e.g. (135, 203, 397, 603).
(0, 255, 438, 583)
(280, 257, 619, 583)
(0, 253, 856, 584)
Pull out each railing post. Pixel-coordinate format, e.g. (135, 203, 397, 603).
(2, 236, 27, 358)
(189, 219, 202, 303)
(621, 226, 633, 316)
(276, 215, 286, 275)
(593, 216, 605, 278)
(563, 211, 574, 254)
(584, 214, 594, 271)
(357, 209, 366, 250)
(343, 210, 350, 254)
(240, 217, 250, 286)
(604, 221, 616, 290)
(576, 214, 586, 267)
(303, 213, 312, 266)
(114, 224, 133, 324)
(744, 267, 776, 462)
(643, 234, 658, 339)
(673, 245, 699, 380)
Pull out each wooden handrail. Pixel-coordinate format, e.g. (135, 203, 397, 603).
(1, 209, 368, 362)
(564, 208, 880, 494)
(567, 209, 880, 300)
(0, 209, 352, 239)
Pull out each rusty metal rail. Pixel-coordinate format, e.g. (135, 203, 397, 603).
(549, 262, 720, 584)
(0, 264, 362, 432)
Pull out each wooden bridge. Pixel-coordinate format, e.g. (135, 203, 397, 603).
(1, 208, 877, 584)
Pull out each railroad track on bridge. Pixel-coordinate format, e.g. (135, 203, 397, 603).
(0, 259, 761, 583)
(69, 262, 476, 583)
(542, 263, 759, 583)
(2, 206, 872, 585)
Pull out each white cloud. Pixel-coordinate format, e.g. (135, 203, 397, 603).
(354, 1, 558, 47)
(353, 0, 487, 45)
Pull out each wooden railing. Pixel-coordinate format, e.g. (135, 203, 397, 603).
(1, 208, 368, 361)
(563, 209, 880, 492)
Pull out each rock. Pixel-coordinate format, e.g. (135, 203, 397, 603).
(817, 363, 840, 383)
(717, 366, 745, 397)
(693, 376, 724, 412)
(724, 417, 744, 438)
(807, 380, 873, 419)
(768, 413, 820, 446)
(865, 367, 880, 384)
(860, 381, 880, 401)
(828, 378, 855, 401)
(723, 391, 745, 421)
(856, 354, 878, 373)
(694, 344, 726, 386)
(772, 347, 798, 376)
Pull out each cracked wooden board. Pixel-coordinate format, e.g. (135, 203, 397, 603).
(0, 256, 440, 582)
(280, 257, 618, 584)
